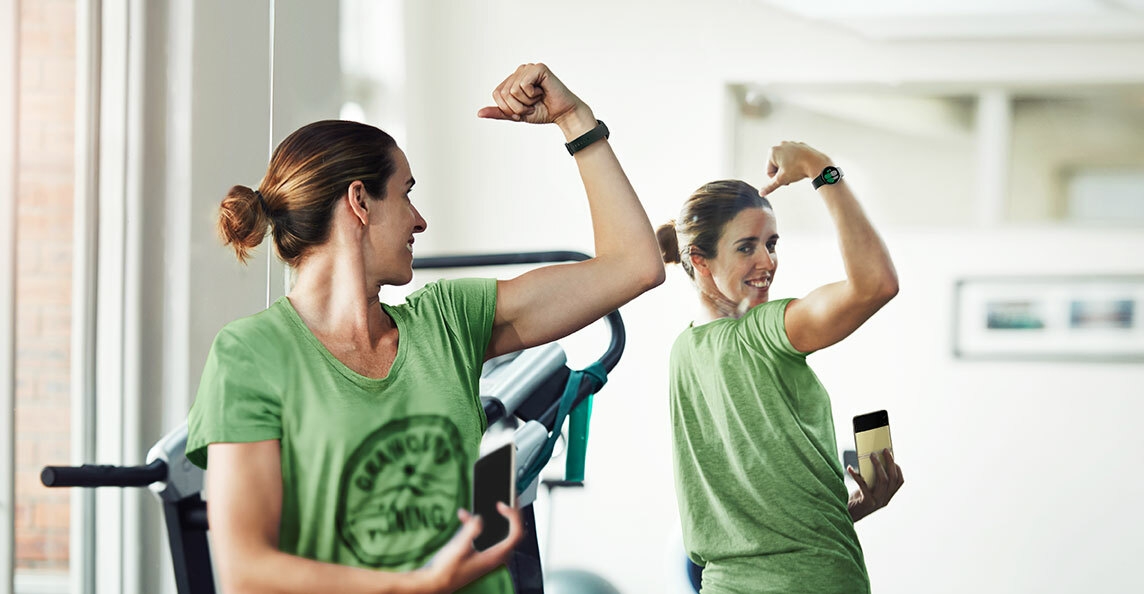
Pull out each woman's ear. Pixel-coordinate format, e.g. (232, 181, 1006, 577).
(345, 180, 369, 226)
(689, 252, 711, 278)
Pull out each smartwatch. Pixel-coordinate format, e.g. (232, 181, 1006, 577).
(812, 165, 843, 189)
(565, 120, 609, 156)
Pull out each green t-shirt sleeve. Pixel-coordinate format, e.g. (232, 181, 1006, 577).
(185, 326, 283, 469)
(742, 297, 807, 359)
(431, 277, 498, 366)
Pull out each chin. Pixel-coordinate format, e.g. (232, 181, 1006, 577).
(382, 270, 414, 287)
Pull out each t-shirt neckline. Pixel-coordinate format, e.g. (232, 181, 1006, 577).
(275, 295, 408, 389)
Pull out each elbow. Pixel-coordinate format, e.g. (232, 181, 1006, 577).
(644, 263, 667, 292)
(618, 252, 666, 294)
(856, 271, 898, 309)
(875, 272, 899, 305)
(214, 548, 274, 594)
(602, 252, 666, 300)
(633, 258, 666, 295)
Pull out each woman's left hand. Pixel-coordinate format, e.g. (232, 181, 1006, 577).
(477, 63, 591, 132)
(846, 448, 904, 522)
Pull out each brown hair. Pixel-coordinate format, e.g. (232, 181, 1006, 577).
(217, 120, 399, 267)
(656, 180, 772, 279)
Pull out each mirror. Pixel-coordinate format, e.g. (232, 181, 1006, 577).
(728, 83, 1144, 231)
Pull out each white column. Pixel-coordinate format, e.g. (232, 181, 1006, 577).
(71, 0, 101, 592)
(0, 0, 18, 591)
(975, 89, 1012, 227)
(92, 0, 132, 590)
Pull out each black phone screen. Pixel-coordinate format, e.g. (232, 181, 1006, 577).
(471, 442, 514, 551)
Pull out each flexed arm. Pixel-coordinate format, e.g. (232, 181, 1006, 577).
(761, 142, 898, 353)
(477, 63, 664, 359)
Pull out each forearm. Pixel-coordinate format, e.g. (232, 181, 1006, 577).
(217, 547, 437, 594)
(818, 181, 898, 302)
(556, 106, 664, 290)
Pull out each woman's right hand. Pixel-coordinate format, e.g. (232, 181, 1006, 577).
(417, 503, 524, 593)
(759, 141, 833, 196)
(477, 63, 596, 139)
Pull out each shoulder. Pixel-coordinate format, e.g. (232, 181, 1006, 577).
(399, 278, 497, 319)
(742, 298, 795, 329)
(405, 277, 496, 303)
(205, 299, 301, 366)
(215, 299, 295, 344)
(741, 298, 804, 357)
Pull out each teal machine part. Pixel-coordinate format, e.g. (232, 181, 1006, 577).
(517, 361, 607, 492)
(564, 395, 593, 482)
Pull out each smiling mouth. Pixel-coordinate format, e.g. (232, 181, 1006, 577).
(745, 278, 770, 289)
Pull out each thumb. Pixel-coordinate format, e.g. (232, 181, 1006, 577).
(477, 106, 513, 120)
(759, 176, 784, 197)
(759, 168, 800, 196)
(846, 465, 871, 494)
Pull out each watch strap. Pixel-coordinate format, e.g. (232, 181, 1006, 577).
(565, 120, 609, 156)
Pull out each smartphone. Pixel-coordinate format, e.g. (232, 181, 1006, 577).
(853, 410, 893, 488)
(471, 441, 515, 551)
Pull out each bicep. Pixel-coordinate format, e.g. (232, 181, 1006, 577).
(487, 260, 643, 359)
(783, 281, 892, 353)
(205, 441, 283, 560)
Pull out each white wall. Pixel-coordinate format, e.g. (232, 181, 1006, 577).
(388, 1, 1144, 592)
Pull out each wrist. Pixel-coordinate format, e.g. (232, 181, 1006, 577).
(805, 158, 834, 180)
(410, 568, 444, 594)
(555, 104, 597, 141)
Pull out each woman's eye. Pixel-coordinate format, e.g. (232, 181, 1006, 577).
(738, 245, 755, 255)
(767, 242, 777, 253)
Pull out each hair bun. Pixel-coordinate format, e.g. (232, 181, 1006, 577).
(217, 184, 270, 264)
(656, 220, 682, 265)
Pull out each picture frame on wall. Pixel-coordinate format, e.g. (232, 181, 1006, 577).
(953, 275, 1144, 362)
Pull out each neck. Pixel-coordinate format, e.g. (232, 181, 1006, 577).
(692, 289, 740, 325)
(288, 237, 389, 345)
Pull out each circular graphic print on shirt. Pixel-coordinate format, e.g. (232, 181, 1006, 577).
(337, 415, 470, 566)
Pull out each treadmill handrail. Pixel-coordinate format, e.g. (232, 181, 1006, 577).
(41, 459, 168, 488)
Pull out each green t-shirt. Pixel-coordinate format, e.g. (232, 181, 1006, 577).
(186, 278, 512, 593)
(669, 298, 868, 594)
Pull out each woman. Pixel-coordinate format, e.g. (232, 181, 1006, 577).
(186, 63, 664, 594)
(657, 141, 904, 593)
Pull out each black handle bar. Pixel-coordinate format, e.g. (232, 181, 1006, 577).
(41, 459, 168, 488)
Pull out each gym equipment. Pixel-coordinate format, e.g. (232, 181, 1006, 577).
(41, 251, 624, 594)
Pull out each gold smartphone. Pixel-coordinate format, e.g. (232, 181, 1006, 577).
(853, 410, 893, 488)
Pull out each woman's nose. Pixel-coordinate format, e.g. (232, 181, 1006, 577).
(413, 206, 427, 233)
(755, 249, 775, 270)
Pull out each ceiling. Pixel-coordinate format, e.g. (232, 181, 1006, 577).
(755, 0, 1144, 40)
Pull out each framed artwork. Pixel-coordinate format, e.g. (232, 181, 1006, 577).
(953, 276, 1144, 361)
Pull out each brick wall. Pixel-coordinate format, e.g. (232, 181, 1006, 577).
(15, 0, 75, 571)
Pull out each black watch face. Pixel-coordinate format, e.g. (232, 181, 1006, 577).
(822, 166, 841, 184)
